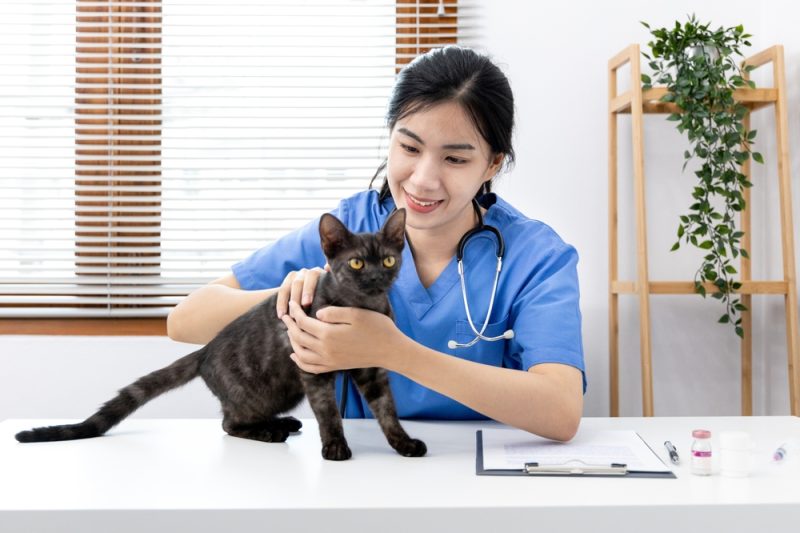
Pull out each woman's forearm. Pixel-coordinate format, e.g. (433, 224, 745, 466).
(167, 284, 277, 345)
(385, 336, 583, 441)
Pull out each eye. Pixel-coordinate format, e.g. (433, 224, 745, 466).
(382, 256, 396, 268)
(446, 156, 468, 164)
(348, 258, 364, 270)
(400, 143, 419, 154)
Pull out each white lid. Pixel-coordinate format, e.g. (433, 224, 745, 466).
(719, 431, 753, 450)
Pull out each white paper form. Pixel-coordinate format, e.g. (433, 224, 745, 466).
(481, 428, 671, 472)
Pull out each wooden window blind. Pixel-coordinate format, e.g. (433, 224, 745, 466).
(0, 0, 478, 321)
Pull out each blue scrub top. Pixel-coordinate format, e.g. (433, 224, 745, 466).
(232, 190, 585, 420)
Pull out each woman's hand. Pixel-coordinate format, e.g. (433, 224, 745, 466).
(275, 266, 328, 318)
(281, 301, 402, 373)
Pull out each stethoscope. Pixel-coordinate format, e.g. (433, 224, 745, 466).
(447, 198, 515, 349)
(339, 197, 514, 416)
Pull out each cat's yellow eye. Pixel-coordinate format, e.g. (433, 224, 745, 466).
(348, 258, 364, 270)
(382, 256, 396, 268)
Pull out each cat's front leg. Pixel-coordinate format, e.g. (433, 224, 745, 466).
(349, 368, 426, 457)
(300, 372, 352, 461)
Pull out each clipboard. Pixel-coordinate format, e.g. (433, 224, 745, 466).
(475, 429, 676, 478)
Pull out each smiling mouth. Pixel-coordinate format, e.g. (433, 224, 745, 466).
(406, 192, 443, 208)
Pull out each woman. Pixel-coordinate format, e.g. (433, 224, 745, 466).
(168, 46, 584, 442)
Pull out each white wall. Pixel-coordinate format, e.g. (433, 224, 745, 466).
(2, 0, 799, 423)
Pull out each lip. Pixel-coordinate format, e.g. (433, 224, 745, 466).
(405, 191, 444, 214)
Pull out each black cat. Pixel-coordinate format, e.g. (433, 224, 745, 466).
(16, 208, 426, 461)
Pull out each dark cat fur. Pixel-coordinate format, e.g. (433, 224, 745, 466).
(15, 208, 426, 461)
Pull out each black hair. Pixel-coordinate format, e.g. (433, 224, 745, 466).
(369, 46, 516, 202)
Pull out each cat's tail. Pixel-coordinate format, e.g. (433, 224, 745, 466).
(15, 348, 206, 443)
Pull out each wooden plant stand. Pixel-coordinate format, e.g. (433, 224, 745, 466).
(608, 44, 800, 416)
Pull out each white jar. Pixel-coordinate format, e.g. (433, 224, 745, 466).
(691, 429, 713, 476)
(720, 431, 754, 477)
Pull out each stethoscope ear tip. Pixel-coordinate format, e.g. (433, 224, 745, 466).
(503, 329, 515, 340)
(447, 340, 458, 350)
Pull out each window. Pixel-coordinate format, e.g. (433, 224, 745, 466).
(0, 0, 478, 328)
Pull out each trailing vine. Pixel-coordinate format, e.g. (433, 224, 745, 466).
(641, 15, 762, 337)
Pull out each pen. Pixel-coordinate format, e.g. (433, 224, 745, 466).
(664, 440, 680, 465)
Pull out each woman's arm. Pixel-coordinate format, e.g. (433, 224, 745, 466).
(167, 267, 327, 345)
(389, 337, 583, 442)
(167, 273, 277, 344)
(281, 303, 584, 442)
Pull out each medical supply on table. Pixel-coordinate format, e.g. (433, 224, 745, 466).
(720, 431, 754, 478)
(691, 429, 713, 476)
(773, 438, 798, 462)
(773, 444, 788, 461)
(448, 199, 515, 350)
(664, 440, 680, 465)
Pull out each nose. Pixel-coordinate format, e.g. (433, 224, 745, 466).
(408, 153, 440, 193)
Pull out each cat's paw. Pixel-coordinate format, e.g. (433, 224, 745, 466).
(276, 416, 302, 433)
(394, 438, 427, 457)
(322, 439, 352, 461)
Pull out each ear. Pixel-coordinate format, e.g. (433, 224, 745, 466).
(319, 213, 352, 258)
(379, 208, 406, 250)
(489, 153, 504, 175)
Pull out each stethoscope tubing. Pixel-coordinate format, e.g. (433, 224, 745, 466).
(448, 199, 514, 349)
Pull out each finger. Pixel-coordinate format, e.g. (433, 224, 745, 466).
(276, 271, 295, 318)
(289, 269, 307, 308)
(315, 305, 355, 325)
(290, 353, 326, 375)
(281, 314, 321, 352)
(301, 269, 321, 306)
(289, 301, 331, 338)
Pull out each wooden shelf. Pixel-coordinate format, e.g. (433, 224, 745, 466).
(608, 44, 800, 417)
(611, 281, 789, 295)
(610, 87, 778, 114)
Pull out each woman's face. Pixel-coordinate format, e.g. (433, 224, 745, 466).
(386, 101, 501, 240)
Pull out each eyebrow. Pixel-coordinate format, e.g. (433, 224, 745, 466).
(397, 127, 476, 151)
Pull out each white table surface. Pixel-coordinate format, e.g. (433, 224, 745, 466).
(1, 416, 799, 532)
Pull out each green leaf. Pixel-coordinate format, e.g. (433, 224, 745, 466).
(752, 152, 764, 164)
(667, 113, 681, 122)
(641, 74, 652, 84)
(671, 242, 680, 252)
(735, 326, 744, 338)
(719, 314, 730, 323)
(724, 265, 737, 274)
(699, 240, 714, 250)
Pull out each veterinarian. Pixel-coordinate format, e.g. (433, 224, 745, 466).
(168, 46, 585, 442)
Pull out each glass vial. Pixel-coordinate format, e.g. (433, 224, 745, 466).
(691, 429, 713, 476)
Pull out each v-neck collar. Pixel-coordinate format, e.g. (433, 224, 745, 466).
(393, 196, 498, 320)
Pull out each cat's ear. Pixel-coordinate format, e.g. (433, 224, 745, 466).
(319, 213, 353, 258)
(380, 208, 406, 250)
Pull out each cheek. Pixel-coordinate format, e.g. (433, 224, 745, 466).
(386, 153, 413, 185)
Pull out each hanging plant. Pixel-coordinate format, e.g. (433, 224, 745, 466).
(640, 15, 762, 337)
